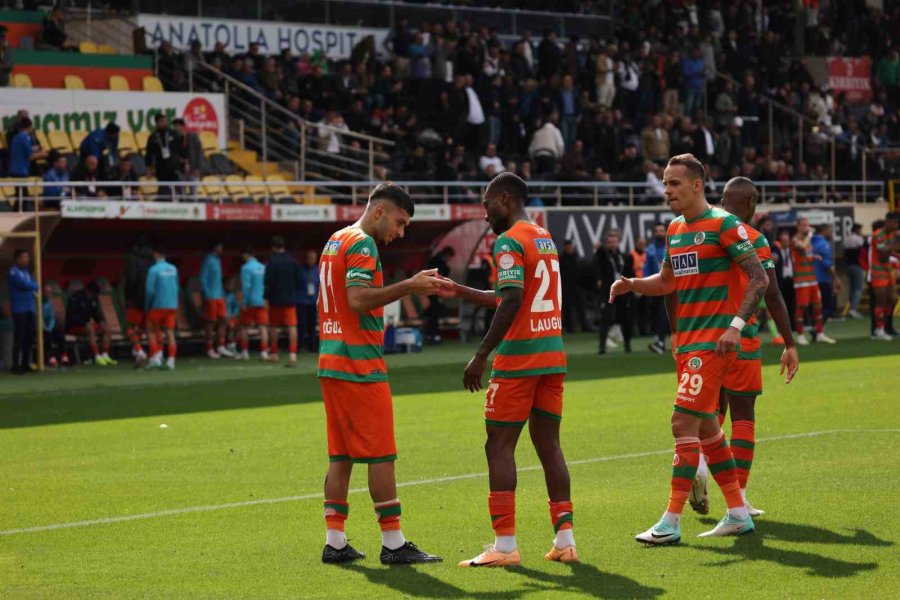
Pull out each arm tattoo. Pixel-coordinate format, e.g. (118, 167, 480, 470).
(736, 255, 768, 323)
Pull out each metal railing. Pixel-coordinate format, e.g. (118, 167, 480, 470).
(0, 179, 885, 209)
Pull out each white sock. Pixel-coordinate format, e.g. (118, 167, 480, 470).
(151, 352, 162, 362)
(381, 529, 406, 550)
(289, 352, 297, 361)
(326, 529, 347, 549)
(697, 454, 709, 479)
(261, 350, 269, 359)
(167, 357, 175, 369)
(554, 528, 575, 549)
(494, 535, 517, 553)
(728, 506, 750, 520)
(662, 511, 681, 526)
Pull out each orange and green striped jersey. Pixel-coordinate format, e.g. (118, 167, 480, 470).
(868, 228, 895, 284)
(662, 206, 756, 355)
(317, 225, 387, 383)
(791, 235, 817, 289)
(491, 220, 567, 379)
(737, 224, 775, 360)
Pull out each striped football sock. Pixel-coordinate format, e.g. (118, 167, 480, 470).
(701, 431, 744, 511)
(730, 420, 756, 490)
(666, 436, 701, 516)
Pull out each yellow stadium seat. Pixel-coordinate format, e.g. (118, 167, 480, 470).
(135, 131, 150, 152)
(224, 175, 250, 202)
(64, 75, 85, 90)
(265, 174, 297, 202)
(200, 175, 223, 201)
(35, 130, 51, 152)
(27, 177, 43, 199)
(118, 130, 137, 156)
(13, 73, 32, 88)
(109, 75, 129, 91)
(79, 41, 98, 54)
(97, 44, 116, 55)
(47, 130, 73, 153)
(199, 131, 219, 156)
(69, 130, 88, 151)
(139, 177, 158, 199)
(142, 76, 163, 92)
(244, 175, 269, 201)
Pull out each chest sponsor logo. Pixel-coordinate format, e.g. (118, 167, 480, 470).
(323, 240, 341, 256)
(535, 238, 557, 255)
(671, 252, 699, 277)
(693, 232, 705, 245)
(498, 253, 516, 270)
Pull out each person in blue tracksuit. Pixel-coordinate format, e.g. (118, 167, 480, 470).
(238, 248, 270, 360)
(7, 248, 38, 373)
(145, 244, 180, 370)
(200, 240, 233, 358)
(296, 249, 320, 353)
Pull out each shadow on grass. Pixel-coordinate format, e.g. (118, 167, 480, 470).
(512, 562, 665, 599)
(694, 518, 886, 577)
(338, 561, 665, 599)
(1, 335, 896, 429)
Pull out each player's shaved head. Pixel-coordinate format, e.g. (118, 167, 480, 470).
(485, 172, 528, 205)
(722, 177, 758, 223)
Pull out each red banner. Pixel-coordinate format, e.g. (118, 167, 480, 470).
(206, 204, 271, 221)
(827, 57, 872, 103)
(336, 205, 366, 222)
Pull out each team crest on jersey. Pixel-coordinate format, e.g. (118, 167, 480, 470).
(688, 356, 703, 371)
(323, 240, 341, 256)
(500, 243, 510, 252)
(361, 246, 371, 256)
(498, 253, 515, 270)
(534, 238, 557, 255)
(670, 252, 699, 277)
(693, 232, 705, 245)
(737, 225, 749, 240)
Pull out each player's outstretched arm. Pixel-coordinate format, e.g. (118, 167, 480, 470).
(463, 286, 522, 392)
(715, 253, 768, 356)
(763, 267, 799, 383)
(346, 268, 451, 313)
(441, 279, 496, 309)
(609, 266, 676, 303)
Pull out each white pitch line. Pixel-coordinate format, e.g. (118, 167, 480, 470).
(2, 428, 897, 536)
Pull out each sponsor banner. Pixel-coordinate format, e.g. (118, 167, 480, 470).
(271, 204, 336, 222)
(336, 205, 366, 222)
(137, 14, 389, 60)
(0, 89, 227, 148)
(450, 205, 485, 221)
(545, 206, 855, 257)
(412, 205, 450, 221)
(207, 204, 271, 222)
(61, 200, 206, 221)
(827, 57, 873, 103)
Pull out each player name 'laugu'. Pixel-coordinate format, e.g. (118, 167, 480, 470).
(530, 317, 562, 333)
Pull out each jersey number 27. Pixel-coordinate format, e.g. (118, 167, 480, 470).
(531, 259, 561, 313)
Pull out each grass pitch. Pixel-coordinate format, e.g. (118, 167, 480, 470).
(1, 319, 898, 599)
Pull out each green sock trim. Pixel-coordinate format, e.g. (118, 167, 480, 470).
(733, 459, 753, 471)
(672, 466, 699, 480)
(708, 458, 738, 475)
(324, 502, 349, 516)
(376, 504, 402, 518)
(730, 439, 756, 450)
(553, 513, 574, 533)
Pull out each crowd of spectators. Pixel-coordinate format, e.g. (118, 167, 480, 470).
(152, 0, 900, 196)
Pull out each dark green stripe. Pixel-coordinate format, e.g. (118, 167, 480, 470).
(723, 387, 762, 397)
(677, 314, 732, 333)
(496, 281, 525, 289)
(325, 502, 349, 515)
(737, 349, 762, 361)
(708, 458, 737, 475)
(741, 323, 759, 338)
(698, 256, 733, 274)
(675, 342, 717, 354)
(673, 405, 717, 419)
(734, 459, 753, 471)
(319, 339, 382, 360)
(496, 336, 564, 356)
(352, 454, 396, 464)
(345, 281, 372, 288)
(329, 454, 351, 462)
(490, 366, 567, 379)
(676, 286, 728, 304)
(672, 466, 698, 479)
(730, 439, 756, 450)
(376, 505, 402, 517)
(318, 369, 388, 383)
(531, 407, 562, 422)
(346, 238, 377, 256)
(553, 513, 574, 533)
(494, 235, 524, 254)
(359, 315, 384, 331)
(11, 49, 152, 68)
(485, 419, 527, 428)
(0, 10, 46, 24)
